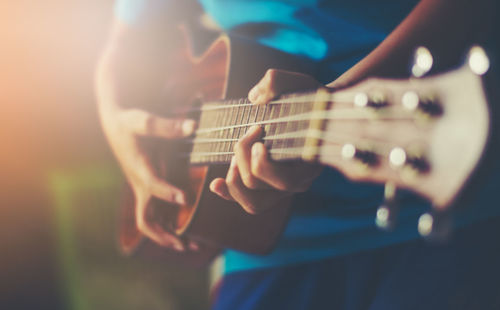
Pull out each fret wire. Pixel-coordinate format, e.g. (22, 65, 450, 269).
(215, 106, 223, 160)
(243, 99, 253, 137)
(260, 101, 270, 138)
(265, 103, 279, 150)
(274, 103, 286, 158)
(289, 97, 300, 152)
(282, 101, 292, 152)
(228, 99, 238, 158)
(233, 99, 246, 160)
(214, 103, 222, 162)
(220, 101, 228, 162)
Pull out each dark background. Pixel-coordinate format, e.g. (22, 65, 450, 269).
(0, 1, 208, 309)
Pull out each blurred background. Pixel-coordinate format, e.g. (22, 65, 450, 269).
(0, 1, 208, 309)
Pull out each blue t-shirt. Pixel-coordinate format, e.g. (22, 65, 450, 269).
(115, 0, 500, 274)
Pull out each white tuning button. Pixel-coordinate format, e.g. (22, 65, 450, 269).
(411, 46, 433, 78)
(468, 45, 490, 76)
(418, 212, 452, 241)
(418, 213, 434, 237)
(354, 93, 369, 108)
(389, 147, 407, 168)
(341, 143, 356, 160)
(402, 91, 420, 111)
(376, 182, 399, 230)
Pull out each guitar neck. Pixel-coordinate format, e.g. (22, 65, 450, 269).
(188, 89, 335, 165)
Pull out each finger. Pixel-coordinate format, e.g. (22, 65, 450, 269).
(248, 69, 322, 105)
(226, 156, 258, 214)
(209, 178, 233, 201)
(150, 177, 188, 205)
(234, 125, 269, 190)
(251, 142, 322, 192)
(226, 157, 286, 214)
(134, 194, 185, 251)
(122, 109, 196, 138)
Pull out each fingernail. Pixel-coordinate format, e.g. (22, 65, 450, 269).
(173, 243, 185, 252)
(175, 192, 187, 205)
(248, 86, 260, 102)
(244, 125, 260, 138)
(230, 156, 237, 167)
(252, 143, 262, 158)
(182, 120, 196, 136)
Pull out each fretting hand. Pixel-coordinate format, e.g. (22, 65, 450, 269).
(210, 69, 325, 214)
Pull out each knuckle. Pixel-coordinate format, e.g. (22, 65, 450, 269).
(242, 174, 258, 189)
(264, 70, 277, 89)
(265, 68, 278, 80)
(251, 159, 265, 176)
(234, 140, 243, 153)
(226, 173, 237, 187)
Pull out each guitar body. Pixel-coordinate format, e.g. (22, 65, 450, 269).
(118, 30, 317, 263)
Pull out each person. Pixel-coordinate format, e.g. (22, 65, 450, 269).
(96, 0, 500, 309)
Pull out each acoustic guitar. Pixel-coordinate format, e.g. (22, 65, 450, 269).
(118, 30, 496, 263)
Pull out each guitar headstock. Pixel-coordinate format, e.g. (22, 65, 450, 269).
(317, 46, 491, 217)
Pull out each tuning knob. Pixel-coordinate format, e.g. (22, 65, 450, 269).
(418, 211, 452, 242)
(402, 91, 443, 117)
(411, 46, 433, 78)
(376, 182, 399, 230)
(468, 45, 490, 76)
(342, 144, 379, 166)
(354, 92, 388, 109)
(388, 147, 430, 174)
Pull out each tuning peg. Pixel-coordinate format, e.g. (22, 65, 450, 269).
(354, 91, 388, 109)
(467, 45, 490, 76)
(376, 182, 399, 230)
(388, 146, 430, 175)
(342, 143, 379, 166)
(402, 91, 443, 117)
(417, 210, 452, 242)
(411, 46, 433, 78)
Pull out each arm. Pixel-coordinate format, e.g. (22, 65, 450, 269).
(329, 0, 496, 88)
(96, 1, 201, 251)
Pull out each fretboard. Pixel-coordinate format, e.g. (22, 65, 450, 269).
(187, 90, 332, 165)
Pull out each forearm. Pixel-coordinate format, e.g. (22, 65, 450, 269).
(329, 0, 496, 88)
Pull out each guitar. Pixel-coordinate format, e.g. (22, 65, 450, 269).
(118, 30, 496, 263)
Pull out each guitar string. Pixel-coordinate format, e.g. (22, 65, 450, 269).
(182, 91, 354, 112)
(194, 109, 415, 135)
(183, 133, 401, 160)
(184, 92, 419, 161)
(185, 128, 398, 146)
